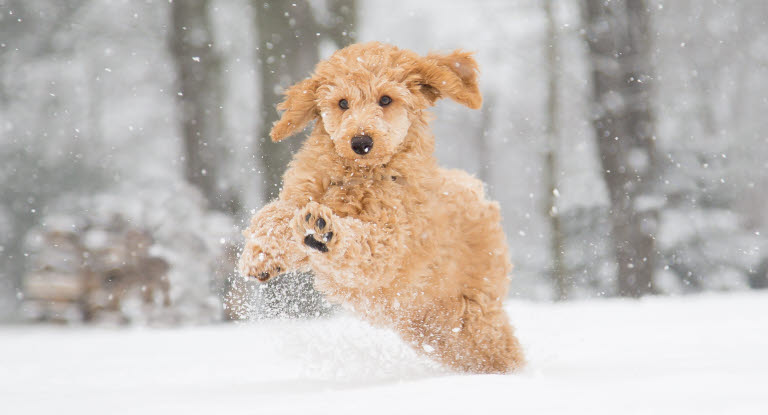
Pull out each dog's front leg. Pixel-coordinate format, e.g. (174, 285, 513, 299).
(292, 202, 403, 292)
(238, 200, 310, 282)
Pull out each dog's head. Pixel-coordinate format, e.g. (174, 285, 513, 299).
(270, 42, 482, 165)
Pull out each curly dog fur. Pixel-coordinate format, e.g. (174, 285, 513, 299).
(239, 42, 525, 373)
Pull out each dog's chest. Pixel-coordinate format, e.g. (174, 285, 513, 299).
(320, 175, 409, 221)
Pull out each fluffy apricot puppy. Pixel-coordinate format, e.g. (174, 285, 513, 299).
(239, 42, 524, 373)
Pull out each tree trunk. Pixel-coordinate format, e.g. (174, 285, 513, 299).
(543, 0, 568, 301)
(254, 0, 357, 203)
(254, 1, 321, 202)
(476, 95, 494, 186)
(583, 0, 660, 297)
(326, 0, 358, 46)
(170, 0, 240, 215)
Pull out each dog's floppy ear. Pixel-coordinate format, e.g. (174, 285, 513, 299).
(408, 50, 482, 109)
(270, 77, 320, 142)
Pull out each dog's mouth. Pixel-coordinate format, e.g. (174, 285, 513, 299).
(340, 151, 393, 167)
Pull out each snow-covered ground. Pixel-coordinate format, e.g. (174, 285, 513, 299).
(2, 292, 767, 414)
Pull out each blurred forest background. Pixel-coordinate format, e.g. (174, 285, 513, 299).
(1, 0, 766, 324)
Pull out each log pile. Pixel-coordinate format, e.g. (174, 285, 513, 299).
(22, 214, 171, 323)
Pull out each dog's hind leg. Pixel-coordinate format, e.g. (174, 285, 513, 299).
(399, 294, 525, 374)
(448, 296, 525, 373)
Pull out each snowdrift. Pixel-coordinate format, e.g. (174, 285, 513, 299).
(2, 292, 766, 414)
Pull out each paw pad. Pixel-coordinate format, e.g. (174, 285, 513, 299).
(254, 266, 281, 282)
(304, 234, 330, 252)
(239, 243, 285, 283)
(298, 204, 336, 253)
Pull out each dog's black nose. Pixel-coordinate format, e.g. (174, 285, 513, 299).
(350, 135, 373, 155)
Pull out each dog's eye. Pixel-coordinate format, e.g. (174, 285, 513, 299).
(339, 99, 349, 110)
(379, 95, 392, 106)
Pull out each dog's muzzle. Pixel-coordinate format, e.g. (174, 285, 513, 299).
(350, 135, 373, 155)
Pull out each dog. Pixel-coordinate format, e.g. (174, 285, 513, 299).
(239, 42, 524, 373)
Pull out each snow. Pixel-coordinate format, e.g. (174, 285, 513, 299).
(2, 292, 767, 414)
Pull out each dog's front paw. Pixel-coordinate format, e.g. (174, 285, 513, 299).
(238, 240, 286, 283)
(294, 202, 337, 253)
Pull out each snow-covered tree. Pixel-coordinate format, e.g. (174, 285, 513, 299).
(170, 0, 242, 215)
(583, 0, 661, 297)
